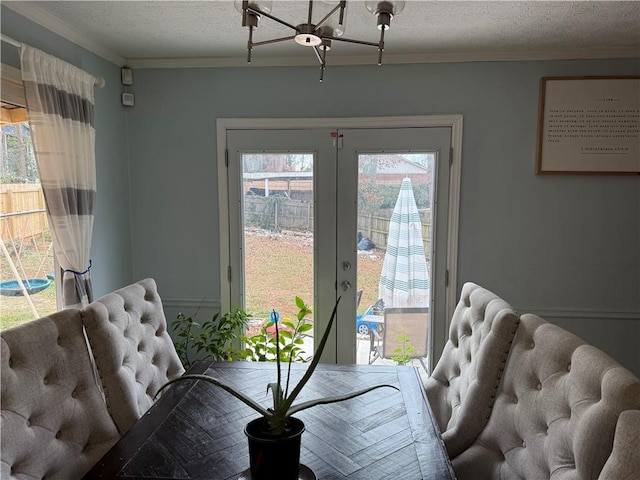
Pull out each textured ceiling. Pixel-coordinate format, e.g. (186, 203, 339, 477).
(4, 1, 640, 67)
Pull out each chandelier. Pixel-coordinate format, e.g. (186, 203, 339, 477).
(237, 0, 405, 81)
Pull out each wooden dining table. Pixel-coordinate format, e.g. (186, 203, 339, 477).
(83, 361, 455, 480)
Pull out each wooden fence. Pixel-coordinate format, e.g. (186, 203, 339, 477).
(243, 196, 431, 254)
(0, 184, 48, 243)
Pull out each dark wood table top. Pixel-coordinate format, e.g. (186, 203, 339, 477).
(84, 362, 455, 480)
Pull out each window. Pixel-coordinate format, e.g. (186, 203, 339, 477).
(1, 64, 57, 329)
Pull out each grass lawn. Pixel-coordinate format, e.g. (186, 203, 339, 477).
(244, 228, 385, 319)
(1, 228, 386, 331)
(1, 233, 56, 330)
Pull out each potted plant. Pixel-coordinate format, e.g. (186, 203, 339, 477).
(157, 296, 397, 480)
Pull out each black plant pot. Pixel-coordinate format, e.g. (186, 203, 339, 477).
(245, 417, 305, 480)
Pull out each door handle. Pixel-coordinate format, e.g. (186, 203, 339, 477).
(341, 281, 351, 291)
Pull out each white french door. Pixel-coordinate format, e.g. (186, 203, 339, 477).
(220, 118, 461, 367)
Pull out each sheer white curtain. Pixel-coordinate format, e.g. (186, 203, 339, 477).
(20, 45, 97, 308)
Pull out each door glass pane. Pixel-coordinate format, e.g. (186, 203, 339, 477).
(241, 152, 315, 360)
(355, 152, 435, 379)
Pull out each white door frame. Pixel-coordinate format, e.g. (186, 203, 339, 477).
(217, 115, 463, 356)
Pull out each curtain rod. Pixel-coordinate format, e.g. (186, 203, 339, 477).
(1, 33, 105, 88)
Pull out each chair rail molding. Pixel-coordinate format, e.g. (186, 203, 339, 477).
(515, 307, 639, 321)
(162, 297, 220, 310)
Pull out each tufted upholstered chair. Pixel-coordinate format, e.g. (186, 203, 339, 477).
(597, 409, 640, 480)
(452, 314, 640, 480)
(424, 282, 519, 459)
(80, 278, 185, 434)
(1, 309, 120, 479)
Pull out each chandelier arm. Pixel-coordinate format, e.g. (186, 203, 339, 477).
(241, 0, 248, 27)
(312, 45, 324, 65)
(321, 46, 327, 82)
(313, 46, 327, 82)
(251, 36, 297, 48)
(338, 1, 346, 25)
(247, 6, 299, 32)
(315, 3, 342, 30)
(331, 36, 379, 48)
(378, 26, 386, 65)
(307, 0, 314, 24)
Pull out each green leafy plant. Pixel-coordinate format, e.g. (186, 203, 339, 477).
(390, 334, 415, 366)
(239, 305, 312, 363)
(171, 305, 250, 369)
(158, 296, 398, 435)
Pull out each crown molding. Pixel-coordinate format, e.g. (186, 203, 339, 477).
(127, 47, 639, 69)
(3, 1, 126, 66)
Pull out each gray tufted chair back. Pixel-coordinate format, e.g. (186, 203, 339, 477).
(80, 278, 185, 434)
(597, 409, 640, 480)
(424, 282, 520, 459)
(452, 314, 640, 480)
(1, 309, 120, 480)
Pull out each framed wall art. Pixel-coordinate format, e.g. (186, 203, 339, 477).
(536, 76, 640, 175)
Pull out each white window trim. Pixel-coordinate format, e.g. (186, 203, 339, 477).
(1, 63, 26, 107)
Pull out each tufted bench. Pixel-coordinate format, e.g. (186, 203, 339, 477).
(80, 278, 185, 434)
(451, 313, 640, 480)
(1, 309, 120, 479)
(424, 282, 520, 459)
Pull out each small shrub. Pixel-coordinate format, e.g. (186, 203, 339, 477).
(172, 306, 250, 368)
(390, 334, 415, 366)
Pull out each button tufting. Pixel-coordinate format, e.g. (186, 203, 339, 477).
(43, 377, 49, 385)
(513, 396, 518, 404)
(536, 383, 542, 390)
(567, 363, 571, 372)
(57, 338, 62, 345)
(71, 389, 78, 398)
(26, 419, 31, 427)
(530, 341, 535, 349)
(8, 358, 12, 367)
(522, 441, 526, 448)
(55, 431, 61, 439)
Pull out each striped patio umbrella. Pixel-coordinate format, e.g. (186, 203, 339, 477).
(378, 178, 430, 308)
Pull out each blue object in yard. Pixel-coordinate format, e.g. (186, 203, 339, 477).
(356, 313, 384, 336)
(0, 278, 52, 296)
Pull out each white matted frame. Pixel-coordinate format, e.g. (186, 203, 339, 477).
(536, 76, 640, 175)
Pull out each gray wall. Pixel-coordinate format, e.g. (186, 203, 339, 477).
(3, 6, 638, 375)
(1, 6, 134, 296)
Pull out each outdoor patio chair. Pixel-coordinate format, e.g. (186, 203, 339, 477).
(1, 309, 120, 479)
(381, 307, 430, 373)
(80, 278, 185, 434)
